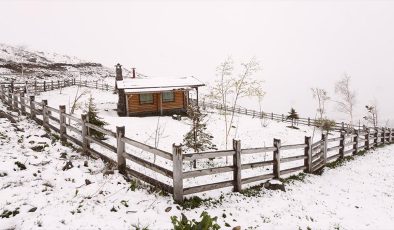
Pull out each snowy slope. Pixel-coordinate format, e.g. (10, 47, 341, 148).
(0, 43, 130, 82)
(1, 108, 394, 229)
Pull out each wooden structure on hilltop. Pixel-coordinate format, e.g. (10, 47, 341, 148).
(115, 64, 204, 116)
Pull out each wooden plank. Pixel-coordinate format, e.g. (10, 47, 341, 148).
(241, 173, 275, 185)
(125, 167, 173, 194)
(327, 145, 341, 152)
(312, 159, 325, 172)
(241, 146, 276, 154)
(47, 123, 60, 133)
(86, 136, 116, 153)
(48, 115, 60, 123)
(242, 160, 273, 170)
(64, 124, 82, 135)
(62, 113, 83, 124)
(85, 123, 116, 138)
(344, 141, 356, 147)
(182, 149, 234, 161)
(281, 155, 307, 163)
(123, 151, 173, 178)
(121, 136, 172, 161)
(327, 153, 340, 162)
(46, 106, 60, 113)
(280, 143, 307, 150)
(183, 165, 234, 179)
(327, 136, 343, 143)
(343, 148, 353, 156)
(183, 180, 234, 195)
(280, 165, 307, 175)
(63, 133, 83, 146)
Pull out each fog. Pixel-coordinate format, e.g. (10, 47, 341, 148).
(1, 0, 393, 126)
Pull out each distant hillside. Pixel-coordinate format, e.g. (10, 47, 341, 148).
(0, 43, 129, 82)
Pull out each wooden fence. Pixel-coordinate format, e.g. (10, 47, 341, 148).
(0, 79, 115, 94)
(197, 99, 370, 132)
(0, 90, 174, 194)
(1, 86, 393, 203)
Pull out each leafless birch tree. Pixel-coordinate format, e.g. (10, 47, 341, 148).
(311, 88, 330, 120)
(334, 74, 356, 124)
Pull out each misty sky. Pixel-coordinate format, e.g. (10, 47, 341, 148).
(1, 0, 393, 126)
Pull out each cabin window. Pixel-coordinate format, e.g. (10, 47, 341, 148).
(139, 93, 154, 104)
(162, 92, 175, 102)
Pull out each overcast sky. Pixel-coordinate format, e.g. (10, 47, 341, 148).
(1, 0, 393, 126)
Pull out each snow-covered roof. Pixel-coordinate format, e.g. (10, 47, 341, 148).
(117, 76, 204, 92)
(124, 86, 193, 94)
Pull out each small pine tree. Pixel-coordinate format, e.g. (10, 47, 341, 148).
(85, 95, 108, 140)
(183, 104, 216, 168)
(286, 108, 299, 128)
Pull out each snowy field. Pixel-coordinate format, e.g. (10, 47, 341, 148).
(35, 86, 329, 153)
(1, 109, 394, 229)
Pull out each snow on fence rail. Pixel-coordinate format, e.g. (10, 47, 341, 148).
(1, 89, 394, 202)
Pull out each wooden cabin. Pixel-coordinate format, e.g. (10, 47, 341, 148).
(115, 64, 204, 116)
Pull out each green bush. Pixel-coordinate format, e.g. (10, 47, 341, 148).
(171, 211, 221, 230)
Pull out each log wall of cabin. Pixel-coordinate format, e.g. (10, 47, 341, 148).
(127, 91, 186, 115)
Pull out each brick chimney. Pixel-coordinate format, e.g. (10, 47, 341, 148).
(116, 63, 123, 81)
(115, 63, 123, 91)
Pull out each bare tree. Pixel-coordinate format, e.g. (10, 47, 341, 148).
(226, 57, 261, 146)
(334, 73, 356, 124)
(364, 100, 379, 127)
(209, 57, 262, 151)
(249, 81, 267, 127)
(311, 88, 330, 120)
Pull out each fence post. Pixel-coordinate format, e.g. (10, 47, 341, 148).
(59, 105, 67, 144)
(96, 81, 98, 89)
(81, 114, 90, 153)
(7, 92, 12, 109)
(273, 138, 281, 179)
(281, 114, 284, 122)
(34, 80, 37, 94)
(341, 122, 345, 131)
(389, 128, 392, 143)
(172, 144, 183, 202)
(20, 93, 26, 115)
(308, 117, 310, 126)
(304, 136, 312, 173)
(30, 96, 36, 119)
(321, 134, 327, 164)
(0, 85, 5, 103)
(382, 128, 386, 145)
(116, 126, 126, 174)
(42, 100, 49, 129)
(339, 131, 345, 158)
(353, 130, 359, 154)
(43, 81, 46, 92)
(233, 139, 242, 192)
(271, 112, 273, 120)
(51, 81, 54, 90)
(365, 128, 370, 150)
(13, 93, 18, 113)
(374, 128, 379, 147)
(10, 81, 14, 93)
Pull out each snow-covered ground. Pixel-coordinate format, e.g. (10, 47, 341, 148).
(1, 108, 394, 229)
(35, 86, 328, 153)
